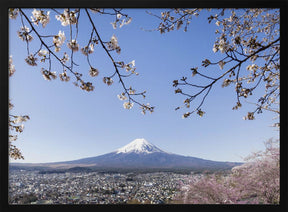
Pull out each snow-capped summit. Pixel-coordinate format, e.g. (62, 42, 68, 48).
(116, 138, 165, 154)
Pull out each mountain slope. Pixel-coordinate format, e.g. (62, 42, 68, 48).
(55, 139, 241, 170)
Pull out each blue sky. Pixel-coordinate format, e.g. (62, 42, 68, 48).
(9, 9, 279, 163)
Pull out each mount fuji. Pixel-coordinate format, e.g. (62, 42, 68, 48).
(33, 138, 240, 170)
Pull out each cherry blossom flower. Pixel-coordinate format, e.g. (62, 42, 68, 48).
(53, 31, 65, 52)
(25, 54, 37, 66)
(119, 17, 132, 28)
(111, 14, 132, 29)
(38, 49, 49, 62)
(222, 79, 232, 87)
(89, 67, 99, 77)
(116, 13, 122, 19)
(9, 56, 16, 77)
(107, 35, 121, 54)
(124, 60, 136, 72)
(67, 40, 79, 52)
(38, 49, 48, 57)
(218, 61, 225, 70)
(17, 26, 33, 42)
(31, 9, 50, 28)
(196, 109, 205, 117)
(14, 115, 30, 124)
(110, 35, 118, 48)
(243, 112, 255, 120)
(140, 103, 154, 115)
(60, 52, 69, 63)
(103, 77, 113, 86)
(123, 101, 133, 109)
(41, 68, 57, 80)
(117, 93, 127, 101)
(212, 44, 218, 53)
(81, 43, 94, 55)
(111, 22, 117, 29)
(128, 88, 136, 95)
(182, 112, 191, 119)
(80, 81, 94, 92)
(218, 39, 227, 53)
(55, 9, 77, 26)
(59, 70, 70, 82)
(9, 8, 19, 19)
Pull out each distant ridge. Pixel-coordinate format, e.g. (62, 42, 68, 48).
(10, 138, 242, 171)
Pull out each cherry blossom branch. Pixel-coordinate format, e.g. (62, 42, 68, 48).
(16, 8, 154, 113)
(19, 9, 79, 77)
(85, 9, 154, 113)
(173, 37, 279, 118)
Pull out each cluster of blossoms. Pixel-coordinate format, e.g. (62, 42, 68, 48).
(13, 115, 30, 124)
(239, 88, 252, 98)
(111, 13, 132, 29)
(60, 52, 69, 63)
(175, 88, 182, 94)
(53, 31, 66, 52)
(124, 60, 136, 73)
(232, 101, 242, 110)
(140, 103, 154, 115)
(182, 112, 191, 119)
(9, 142, 24, 160)
(222, 79, 233, 88)
(106, 35, 121, 54)
(17, 26, 33, 42)
(123, 101, 133, 109)
(10, 123, 25, 133)
(183, 98, 190, 108)
(213, 38, 230, 54)
(80, 81, 94, 92)
(117, 92, 128, 101)
(103, 77, 113, 86)
(38, 49, 49, 62)
(81, 43, 94, 56)
(175, 139, 279, 204)
(196, 109, 205, 117)
(25, 54, 37, 66)
(67, 39, 79, 52)
(8, 99, 30, 160)
(243, 112, 255, 120)
(218, 60, 225, 70)
(41, 68, 57, 81)
(128, 87, 136, 95)
(31, 9, 50, 28)
(181, 109, 205, 119)
(89, 67, 99, 77)
(9, 8, 19, 19)
(59, 70, 70, 82)
(55, 9, 78, 26)
(155, 9, 200, 34)
(116, 60, 138, 75)
(9, 56, 16, 77)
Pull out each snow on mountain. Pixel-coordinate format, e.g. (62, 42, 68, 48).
(115, 138, 165, 154)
